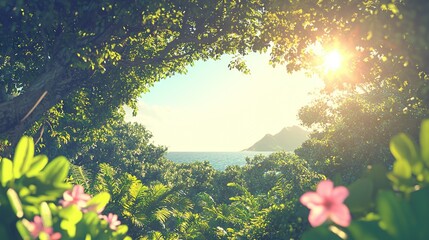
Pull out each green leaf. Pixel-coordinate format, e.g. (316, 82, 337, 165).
(409, 187, 429, 239)
(377, 191, 415, 239)
(229, 196, 240, 201)
(348, 221, 390, 240)
(345, 178, 373, 213)
(392, 160, 412, 179)
(16, 220, 32, 239)
(82, 212, 101, 236)
(365, 164, 390, 190)
(411, 161, 424, 176)
(23, 205, 39, 217)
(59, 205, 83, 224)
(7, 188, 24, 218)
(41, 156, 70, 184)
(13, 136, 34, 179)
(60, 219, 77, 238)
(115, 225, 129, 235)
(40, 202, 52, 227)
(390, 133, 418, 165)
(0, 158, 13, 186)
(149, 231, 165, 240)
(154, 208, 171, 224)
(420, 119, 429, 166)
(38, 232, 50, 240)
(301, 226, 342, 240)
(86, 192, 110, 213)
(25, 154, 48, 177)
(18, 186, 31, 198)
(20, 176, 71, 204)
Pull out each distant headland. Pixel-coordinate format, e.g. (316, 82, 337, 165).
(244, 126, 309, 151)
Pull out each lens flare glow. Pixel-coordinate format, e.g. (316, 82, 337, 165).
(323, 51, 342, 72)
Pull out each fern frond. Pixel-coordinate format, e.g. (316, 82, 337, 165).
(154, 208, 171, 225)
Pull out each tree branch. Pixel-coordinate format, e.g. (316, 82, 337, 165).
(0, 62, 91, 147)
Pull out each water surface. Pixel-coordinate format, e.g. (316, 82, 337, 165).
(166, 151, 274, 171)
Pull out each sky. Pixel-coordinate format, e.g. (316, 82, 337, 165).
(125, 53, 324, 152)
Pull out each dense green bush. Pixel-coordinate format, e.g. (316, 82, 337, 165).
(0, 137, 130, 239)
(4, 120, 429, 239)
(302, 119, 429, 240)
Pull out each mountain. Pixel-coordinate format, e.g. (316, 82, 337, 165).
(245, 126, 309, 151)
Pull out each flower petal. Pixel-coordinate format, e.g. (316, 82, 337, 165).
(332, 186, 349, 203)
(300, 192, 324, 209)
(50, 232, 62, 240)
(308, 206, 329, 227)
(28, 216, 44, 238)
(316, 180, 334, 198)
(63, 191, 73, 201)
(329, 203, 351, 227)
(72, 185, 84, 197)
(80, 193, 91, 201)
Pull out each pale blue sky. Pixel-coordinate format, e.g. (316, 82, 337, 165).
(126, 53, 324, 151)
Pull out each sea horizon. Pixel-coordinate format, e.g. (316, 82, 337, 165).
(166, 150, 275, 153)
(165, 151, 276, 171)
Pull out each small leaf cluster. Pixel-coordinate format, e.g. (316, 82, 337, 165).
(389, 119, 429, 192)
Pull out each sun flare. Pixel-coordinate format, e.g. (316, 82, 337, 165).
(323, 50, 342, 73)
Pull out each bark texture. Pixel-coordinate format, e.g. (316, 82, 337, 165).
(0, 63, 91, 148)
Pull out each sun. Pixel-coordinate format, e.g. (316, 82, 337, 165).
(323, 50, 342, 73)
(307, 43, 347, 76)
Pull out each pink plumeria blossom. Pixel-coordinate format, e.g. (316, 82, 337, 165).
(60, 185, 91, 209)
(25, 216, 61, 240)
(27, 215, 44, 238)
(101, 213, 121, 230)
(300, 180, 351, 227)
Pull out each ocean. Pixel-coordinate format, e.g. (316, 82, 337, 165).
(165, 151, 274, 171)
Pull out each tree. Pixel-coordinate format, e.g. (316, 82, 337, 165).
(3, 0, 429, 204)
(45, 119, 166, 178)
(0, 0, 270, 148)
(296, 86, 427, 182)
(293, 0, 429, 182)
(4, 0, 427, 151)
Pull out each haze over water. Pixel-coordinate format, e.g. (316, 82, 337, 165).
(166, 151, 275, 171)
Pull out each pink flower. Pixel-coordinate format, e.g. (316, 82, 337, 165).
(101, 213, 121, 230)
(60, 185, 91, 209)
(300, 180, 351, 227)
(45, 231, 62, 240)
(27, 216, 44, 238)
(25, 216, 61, 240)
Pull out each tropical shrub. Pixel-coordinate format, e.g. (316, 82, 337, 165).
(301, 119, 429, 240)
(193, 153, 325, 239)
(0, 136, 130, 239)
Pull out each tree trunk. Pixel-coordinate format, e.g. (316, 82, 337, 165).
(0, 62, 91, 151)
